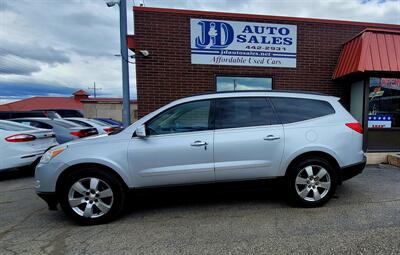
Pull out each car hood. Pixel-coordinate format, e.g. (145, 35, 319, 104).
(63, 133, 110, 147)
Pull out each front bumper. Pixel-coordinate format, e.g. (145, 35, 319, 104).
(340, 156, 366, 182)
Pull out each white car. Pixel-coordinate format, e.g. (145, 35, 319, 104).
(0, 120, 58, 171)
(64, 118, 118, 134)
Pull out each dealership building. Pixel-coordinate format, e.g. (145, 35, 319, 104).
(128, 7, 400, 154)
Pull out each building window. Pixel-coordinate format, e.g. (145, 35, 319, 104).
(216, 76, 272, 91)
(368, 77, 400, 129)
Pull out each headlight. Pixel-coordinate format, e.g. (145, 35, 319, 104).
(40, 145, 67, 164)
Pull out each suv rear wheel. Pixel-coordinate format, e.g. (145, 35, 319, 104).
(287, 157, 337, 207)
(59, 168, 126, 225)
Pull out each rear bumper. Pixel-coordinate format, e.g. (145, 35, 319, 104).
(340, 156, 366, 182)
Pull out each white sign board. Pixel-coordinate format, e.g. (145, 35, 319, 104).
(191, 19, 297, 68)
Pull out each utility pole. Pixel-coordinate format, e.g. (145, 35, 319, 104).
(119, 0, 131, 127)
(88, 82, 102, 98)
(105, 0, 131, 127)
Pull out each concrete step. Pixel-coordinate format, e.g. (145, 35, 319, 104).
(366, 152, 400, 165)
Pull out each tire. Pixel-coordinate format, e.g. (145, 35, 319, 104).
(287, 157, 337, 207)
(59, 167, 126, 225)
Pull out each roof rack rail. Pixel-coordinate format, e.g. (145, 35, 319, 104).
(184, 90, 329, 98)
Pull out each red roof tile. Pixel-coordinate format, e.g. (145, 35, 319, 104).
(73, 89, 89, 96)
(333, 28, 400, 79)
(0, 97, 83, 111)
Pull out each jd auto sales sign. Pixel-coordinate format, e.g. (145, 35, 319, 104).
(191, 19, 297, 68)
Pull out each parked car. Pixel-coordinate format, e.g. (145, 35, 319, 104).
(0, 120, 58, 171)
(38, 109, 84, 118)
(11, 118, 98, 144)
(35, 91, 366, 224)
(94, 118, 123, 128)
(0, 111, 60, 120)
(64, 118, 120, 134)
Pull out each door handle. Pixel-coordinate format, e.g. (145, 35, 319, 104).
(264, 135, 280, 141)
(191, 141, 208, 146)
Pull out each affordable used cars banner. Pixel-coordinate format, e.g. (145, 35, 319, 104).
(190, 19, 297, 68)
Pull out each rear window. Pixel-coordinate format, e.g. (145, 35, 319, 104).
(270, 97, 335, 124)
(89, 119, 110, 126)
(54, 119, 80, 128)
(67, 119, 92, 127)
(0, 121, 34, 131)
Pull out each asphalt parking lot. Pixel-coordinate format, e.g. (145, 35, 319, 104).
(0, 165, 399, 255)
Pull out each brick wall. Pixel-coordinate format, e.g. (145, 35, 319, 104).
(133, 8, 392, 117)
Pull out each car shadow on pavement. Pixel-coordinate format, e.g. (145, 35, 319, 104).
(123, 178, 290, 215)
(0, 167, 35, 181)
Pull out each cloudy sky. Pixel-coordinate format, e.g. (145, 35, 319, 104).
(0, 0, 399, 104)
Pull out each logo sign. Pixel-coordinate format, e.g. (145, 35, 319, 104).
(191, 19, 297, 68)
(380, 78, 400, 90)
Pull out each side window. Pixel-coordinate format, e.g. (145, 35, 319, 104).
(31, 121, 53, 129)
(147, 100, 211, 135)
(215, 97, 277, 129)
(270, 97, 335, 124)
(16, 121, 33, 127)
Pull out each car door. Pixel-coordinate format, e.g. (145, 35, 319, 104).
(214, 97, 284, 181)
(128, 100, 215, 187)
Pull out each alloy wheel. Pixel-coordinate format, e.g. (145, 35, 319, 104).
(68, 177, 114, 218)
(295, 165, 331, 202)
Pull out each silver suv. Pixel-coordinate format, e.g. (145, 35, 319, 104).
(35, 91, 366, 224)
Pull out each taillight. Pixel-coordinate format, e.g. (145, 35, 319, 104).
(346, 123, 363, 134)
(103, 127, 114, 133)
(5, 134, 37, 142)
(70, 131, 86, 138)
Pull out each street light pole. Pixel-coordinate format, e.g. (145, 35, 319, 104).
(118, 0, 131, 127)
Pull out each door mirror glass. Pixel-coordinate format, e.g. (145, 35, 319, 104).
(135, 125, 147, 137)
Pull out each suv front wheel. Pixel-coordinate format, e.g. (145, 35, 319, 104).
(59, 168, 126, 225)
(287, 157, 337, 207)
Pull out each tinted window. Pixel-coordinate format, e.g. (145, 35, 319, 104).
(0, 112, 45, 119)
(55, 110, 84, 118)
(14, 120, 53, 129)
(147, 100, 211, 135)
(0, 121, 34, 131)
(67, 119, 92, 127)
(270, 97, 335, 124)
(90, 119, 110, 126)
(54, 119, 81, 128)
(215, 98, 277, 129)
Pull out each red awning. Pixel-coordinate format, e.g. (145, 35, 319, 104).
(127, 34, 135, 51)
(333, 28, 400, 79)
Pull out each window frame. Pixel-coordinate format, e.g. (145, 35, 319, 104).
(144, 99, 215, 137)
(215, 75, 274, 92)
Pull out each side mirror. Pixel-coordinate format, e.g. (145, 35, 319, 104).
(135, 124, 147, 137)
